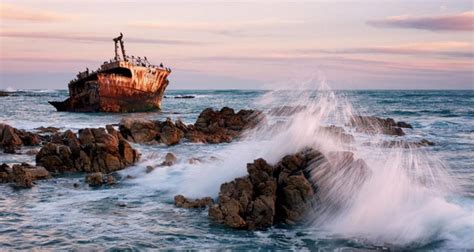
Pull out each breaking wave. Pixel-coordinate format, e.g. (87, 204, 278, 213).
(123, 80, 474, 248)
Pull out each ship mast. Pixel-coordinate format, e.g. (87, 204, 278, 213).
(112, 33, 127, 61)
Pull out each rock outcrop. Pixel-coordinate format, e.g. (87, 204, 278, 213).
(0, 123, 41, 153)
(207, 148, 371, 230)
(174, 195, 214, 208)
(349, 116, 412, 136)
(0, 163, 51, 188)
(36, 126, 139, 174)
(208, 149, 322, 230)
(119, 107, 265, 145)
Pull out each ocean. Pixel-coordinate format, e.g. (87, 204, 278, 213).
(0, 88, 473, 250)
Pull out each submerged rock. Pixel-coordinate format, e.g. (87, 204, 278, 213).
(174, 195, 214, 208)
(119, 107, 265, 145)
(0, 163, 51, 188)
(36, 126, 139, 174)
(85, 172, 116, 187)
(161, 152, 177, 166)
(174, 95, 195, 99)
(349, 116, 412, 136)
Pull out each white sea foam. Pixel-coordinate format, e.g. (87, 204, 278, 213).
(128, 79, 473, 247)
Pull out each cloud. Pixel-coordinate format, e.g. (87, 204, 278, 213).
(129, 19, 304, 36)
(191, 54, 473, 74)
(367, 11, 474, 31)
(1, 56, 97, 63)
(0, 31, 200, 45)
(297, 41, 474, 58)
(0, 3, 73, 22)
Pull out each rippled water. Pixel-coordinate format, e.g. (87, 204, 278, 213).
(0, 89, 473, 250)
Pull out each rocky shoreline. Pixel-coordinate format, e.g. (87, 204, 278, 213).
(1, 106, 435, 231)
(119, 107, 265, 145)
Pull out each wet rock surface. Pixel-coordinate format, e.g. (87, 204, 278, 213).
(208, 148, 324, 230)
(0, 163, 51, 188)
(161, 152, 177, 166)
(174, 195, 214, 208)
(0, 123, 42, 153)
(350, 116, 412, 136)
(85, 172, 116, 187)
(36, 126, 139, 174)
(119, 107, 265, 145)
(207, 148, 371, 230)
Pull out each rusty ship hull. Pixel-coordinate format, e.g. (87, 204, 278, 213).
(50, 34, 171, 113)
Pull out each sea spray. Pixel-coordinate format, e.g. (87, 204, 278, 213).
(123, 82, 473, 247)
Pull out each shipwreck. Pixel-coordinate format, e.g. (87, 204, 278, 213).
(49, 33, 171, 112)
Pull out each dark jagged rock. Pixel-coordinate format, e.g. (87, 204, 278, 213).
(0, 91, 9, 97)
(174, 195, 214, 208)
(0, 123, 41, 153)
(0, 124, 22, 153)
(36, 126, 139, 174)
(349, 116, 412, 136)
(0, 163, 11, 182)
(209, 159, 277, 229)
(119, 118, 158, 143)
(209, 149, 322, 230)
(272, 149, 322, 225)
(0, 163, 51, 188)
(119, 107, 265, 145)
(208, 148, 371, 230)
(156, 119, 185, 145)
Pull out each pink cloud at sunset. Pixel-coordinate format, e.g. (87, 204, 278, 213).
(0, 1, 472, 89)
(367, 11, 474, 32)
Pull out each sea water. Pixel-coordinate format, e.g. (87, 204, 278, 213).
(0, 88, 473, 250)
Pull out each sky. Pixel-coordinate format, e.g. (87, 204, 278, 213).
(0, 0, 473, 90)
